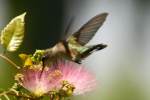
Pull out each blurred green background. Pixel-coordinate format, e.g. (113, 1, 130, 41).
(0, 0, 150, 100)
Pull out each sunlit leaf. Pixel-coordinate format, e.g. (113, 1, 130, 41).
(0, 12, 26, 52)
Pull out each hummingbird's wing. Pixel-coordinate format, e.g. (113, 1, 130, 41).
(68, 13, 108, 45)
(62, 17, 75, 40)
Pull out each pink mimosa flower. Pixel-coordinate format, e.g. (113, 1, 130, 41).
(15, 64, 62, 97)
(15, 60, 96, 97)
(56, 60, 97, 95)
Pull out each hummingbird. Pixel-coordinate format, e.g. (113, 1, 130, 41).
(42, 12, 108, 66)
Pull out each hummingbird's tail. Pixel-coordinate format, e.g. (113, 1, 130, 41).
(80, 43, 107, 58)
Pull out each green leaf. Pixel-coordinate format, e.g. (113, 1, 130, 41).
(0, 12, 26, 52)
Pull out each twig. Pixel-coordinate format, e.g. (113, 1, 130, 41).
(0, 54, 21, 69)
(0, 90, 10, 96)
(0, 89, 33, 99)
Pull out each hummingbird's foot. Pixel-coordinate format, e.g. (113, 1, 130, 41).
(71, 56, 82, 64)
(74, 58, 82, 64)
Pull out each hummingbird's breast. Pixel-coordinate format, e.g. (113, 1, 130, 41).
(52, 42, 66, 54)
(53, 41, 77, 60)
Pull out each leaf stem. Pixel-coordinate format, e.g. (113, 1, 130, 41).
(0, 54, 20, 69)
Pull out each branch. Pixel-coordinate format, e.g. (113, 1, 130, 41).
(0, 91, 33, 99)
(0, 83, 43, 100)
(0, 54, 21, 69)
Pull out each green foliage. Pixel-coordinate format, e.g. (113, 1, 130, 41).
(0, 12, 26, 52)
(31, 50, 45, 63)
(19, 50, 45, 67)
